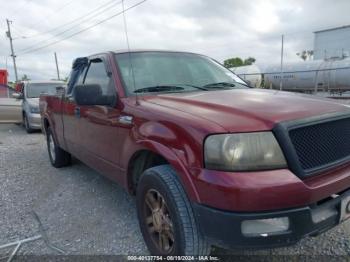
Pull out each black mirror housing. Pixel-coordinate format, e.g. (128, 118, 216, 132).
(74, 84, 115, 106)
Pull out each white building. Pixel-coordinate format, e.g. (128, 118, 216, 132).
(314, 25, 350, 60)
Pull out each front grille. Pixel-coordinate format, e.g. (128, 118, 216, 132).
(289, 117, 350, 173)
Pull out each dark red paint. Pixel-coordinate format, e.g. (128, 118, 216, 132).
(40, 51, 350, 212)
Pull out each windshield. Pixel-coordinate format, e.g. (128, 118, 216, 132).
(26, 83, 62, 98)
(115, 52, 248, 95)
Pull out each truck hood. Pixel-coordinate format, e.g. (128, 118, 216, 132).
(144, 89, 350, 132)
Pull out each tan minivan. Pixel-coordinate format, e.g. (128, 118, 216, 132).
(0, 84, 22, 123)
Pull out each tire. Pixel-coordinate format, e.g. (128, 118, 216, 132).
(136, 165, 211, 256)
(23, 113, 34, 133)
(46, 127, 71, 168)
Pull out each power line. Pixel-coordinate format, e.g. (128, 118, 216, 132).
(11, 26, 29, 40)
(9, 0, 76, 39)
(19, 0, 148, 55)
(18, 0, 123, 52)
(23, 0, 76, 32)
(17, 0, 121, 40)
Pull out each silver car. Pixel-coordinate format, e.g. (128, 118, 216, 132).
(20, 80, 64, 133)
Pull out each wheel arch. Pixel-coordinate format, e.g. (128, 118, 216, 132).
(42, 115, 56, 140)
(43, 117, 50, 133)
(127, 140, 200, 202)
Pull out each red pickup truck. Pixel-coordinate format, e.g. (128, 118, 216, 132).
(40, 50, 350, 255)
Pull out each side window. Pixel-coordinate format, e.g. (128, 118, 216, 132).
(84, 60, 114, 96)
(76, 67, 87, 85)
(67, 66, 87, 94)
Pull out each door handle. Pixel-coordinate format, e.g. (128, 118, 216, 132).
(74, 107, 80, 118)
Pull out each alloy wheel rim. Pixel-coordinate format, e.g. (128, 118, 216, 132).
(144, 189, 175, 254)
(49, 134, 56, 162)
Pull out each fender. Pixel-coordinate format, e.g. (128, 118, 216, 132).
(134, 139, 201, 203)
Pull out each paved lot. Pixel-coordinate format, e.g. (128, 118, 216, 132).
(0, 123, 350, 258)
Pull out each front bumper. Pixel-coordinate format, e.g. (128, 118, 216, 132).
(193, 189, 350, 249)
(27, 113, 41, 129)
(190, 164, 350, 212)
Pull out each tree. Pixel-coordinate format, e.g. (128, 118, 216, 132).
(297, 50, 314, 61)
(244, 57, 256, 65)
(224, 57, 243, 68)
(224, 57, 256, 68)
(21, 74, 30, 81)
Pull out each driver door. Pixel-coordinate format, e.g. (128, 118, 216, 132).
(76, 56, 124, 181)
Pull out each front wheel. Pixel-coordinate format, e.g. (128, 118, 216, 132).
(46, 127, 71, 168)
(136, 165, 211, 256)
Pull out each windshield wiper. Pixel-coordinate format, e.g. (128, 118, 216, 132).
(203, 82, 236, 89)
(134, 84, 208, 93)
(181, 84, 208, 91)
(134, 85, 185, 93)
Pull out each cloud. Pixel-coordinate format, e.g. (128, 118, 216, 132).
(1, 0, 350, 81)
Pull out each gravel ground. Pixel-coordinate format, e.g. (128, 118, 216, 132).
(0, 124, 146, 258)
(0, 123, 350, 259)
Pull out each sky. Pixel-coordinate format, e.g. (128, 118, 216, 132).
(1, 0, 350, 81)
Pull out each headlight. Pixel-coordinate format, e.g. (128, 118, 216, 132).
(30, 106, 40, 114)
(204, 132, 287, 171)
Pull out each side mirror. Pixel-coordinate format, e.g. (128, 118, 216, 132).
(12, 92, 23, 99)
(74, 84, 115, 106)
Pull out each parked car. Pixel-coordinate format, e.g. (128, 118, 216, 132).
(0, 84, 22, 123)
(18, 80, 64, 133)
(40, 50, 350, 255)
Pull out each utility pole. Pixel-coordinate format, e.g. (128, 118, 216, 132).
(6, 19, 19, 82)
(54, 52, 60, 80)
(279, 34, 284, 91)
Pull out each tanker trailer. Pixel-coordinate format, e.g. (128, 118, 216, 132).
(263, 58, 350, 93)
(230, 64, 262, 88)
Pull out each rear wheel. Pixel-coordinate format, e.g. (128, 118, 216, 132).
(46, 127, 71, 168)
(23, 113, 34, 133)
(136, 165, 211, 255)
